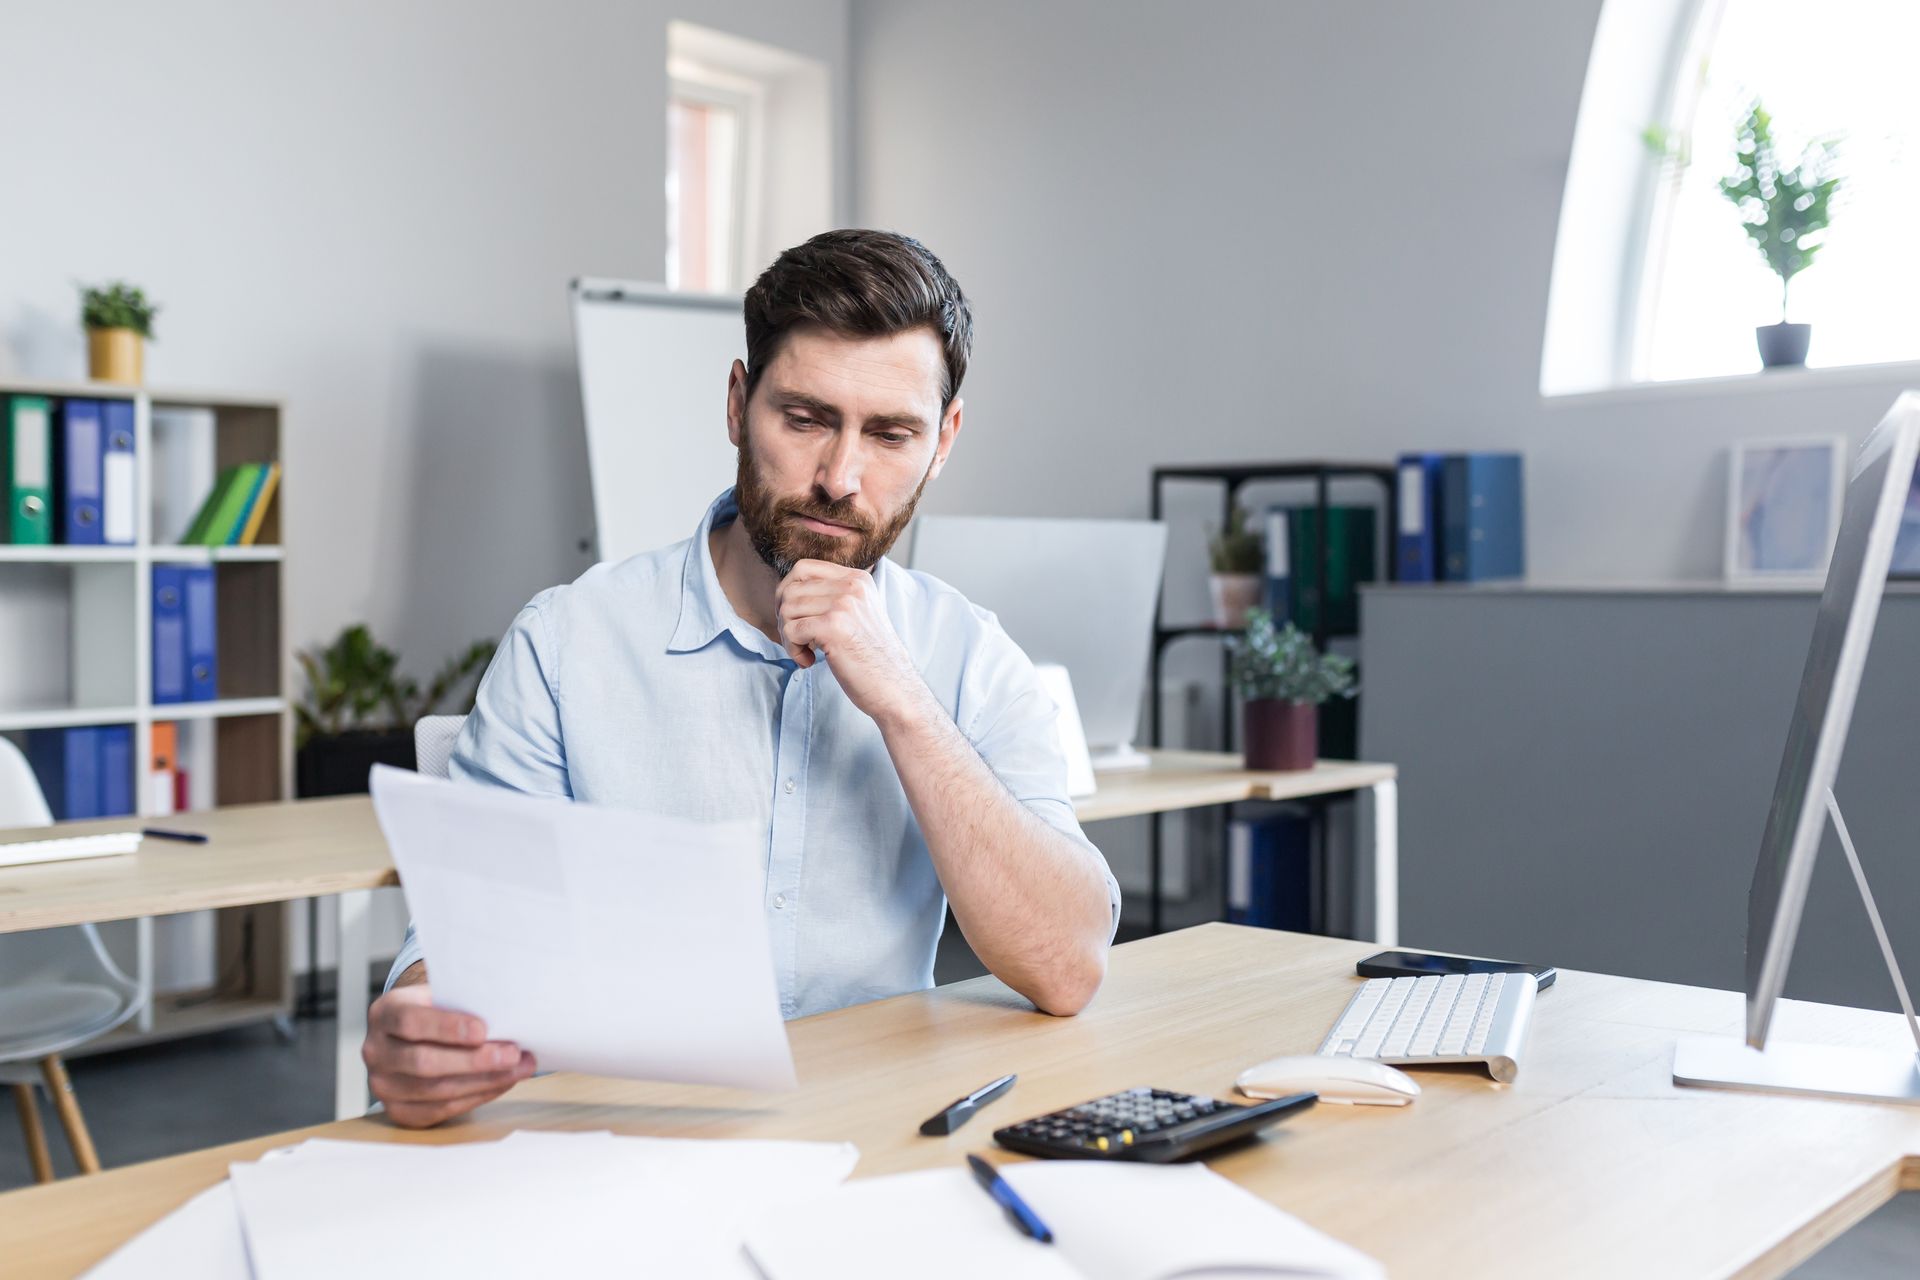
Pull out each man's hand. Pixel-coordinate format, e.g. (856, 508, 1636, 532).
(775, 559, 925, 724)
(362, 982, 535, 1128)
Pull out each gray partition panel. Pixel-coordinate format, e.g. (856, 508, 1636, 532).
(1359, 586, 1920, 1011)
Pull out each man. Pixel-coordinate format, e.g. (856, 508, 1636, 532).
(362, 229, 1120, 1128)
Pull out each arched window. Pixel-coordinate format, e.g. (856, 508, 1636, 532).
(1543, 0, 1920, 392)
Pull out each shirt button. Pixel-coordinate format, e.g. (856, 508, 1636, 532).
(774, 893, 787, 910)
(783, 778, 796, 794)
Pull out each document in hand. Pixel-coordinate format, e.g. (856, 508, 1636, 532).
(369, 765, 797, 1090)
(743, 1161, 1384, 1280)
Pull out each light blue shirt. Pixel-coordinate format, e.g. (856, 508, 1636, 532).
(388, 488, 1118, 1017)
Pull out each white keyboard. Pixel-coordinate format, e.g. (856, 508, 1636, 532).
(0, 831, 143, 869)
(1317, 972, 1538, 1082)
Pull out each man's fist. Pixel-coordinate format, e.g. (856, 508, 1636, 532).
(362, 984, 535, 1128)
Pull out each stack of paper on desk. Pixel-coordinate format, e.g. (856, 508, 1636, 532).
(743, 1161, 1384, 1280)
(86, 1131, 860, 1279)
(368, 764, 797, 1091)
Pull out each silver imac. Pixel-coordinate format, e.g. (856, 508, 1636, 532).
(1673, 393, 1920, 1103)
(908, 515, 1169, 770)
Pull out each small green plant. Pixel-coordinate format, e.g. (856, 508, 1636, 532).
(1717, 101, 1841, 321)
(80, 281, 160, 338)
(1207, 506, 1264, 575)
(1228, 607, 1356, 705)
(295, 625, 494, 747)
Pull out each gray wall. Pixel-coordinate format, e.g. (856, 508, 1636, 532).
(851, 0, 1920, 582)
(0, 0, 850, 677)
(1361, 586, 1920, 1009)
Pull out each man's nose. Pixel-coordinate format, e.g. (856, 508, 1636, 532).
(816, 431, 862, 502)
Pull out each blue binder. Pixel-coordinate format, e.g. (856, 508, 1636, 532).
(1395, 452, 1446, 582)
(1226, 814, 1313, 930)
(102, 399, 137, 546)
(1441, 453, 1526, 582)
(153, 565, 189, 704)
(98, 725, 134, 817)
(184, 564, 218, 701)
(57, 398, 106, 545)
(1262, 505, 1292, 621)
(25, 727, 103, 821)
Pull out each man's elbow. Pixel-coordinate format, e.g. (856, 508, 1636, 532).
(1028, 940, 1109, 1017)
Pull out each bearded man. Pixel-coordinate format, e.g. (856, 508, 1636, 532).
(361, 229, 1120, 1128)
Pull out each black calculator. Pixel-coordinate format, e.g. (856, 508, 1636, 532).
(993, 1086, 1316, 1163)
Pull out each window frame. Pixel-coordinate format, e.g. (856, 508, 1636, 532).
(666, 61, 767, 294)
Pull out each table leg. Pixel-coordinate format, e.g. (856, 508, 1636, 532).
(1370, 779, 1398, 945)
(334, 890, 373, 1120)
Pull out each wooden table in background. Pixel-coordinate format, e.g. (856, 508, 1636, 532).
(4, 925, 1916, 1279)
(0, 751, 1397, 1123)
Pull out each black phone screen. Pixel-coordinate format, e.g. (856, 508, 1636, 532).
(1356, 950, 1557, 989)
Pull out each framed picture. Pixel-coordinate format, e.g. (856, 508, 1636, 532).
(1725, 436, 1846, 583)
(1892, 459, 1920, 581)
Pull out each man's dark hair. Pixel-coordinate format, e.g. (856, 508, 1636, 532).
(743, 229, 972, 411)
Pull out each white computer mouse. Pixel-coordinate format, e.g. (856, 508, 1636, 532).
(1235, 1055, 1422, 1106)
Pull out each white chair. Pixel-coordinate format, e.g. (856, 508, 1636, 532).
(0, 737, 144, 1182)
(414, 715, 466, 781)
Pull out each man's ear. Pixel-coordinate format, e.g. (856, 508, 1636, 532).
(726, 360, 749, 448)
(927, 396, 963, 482)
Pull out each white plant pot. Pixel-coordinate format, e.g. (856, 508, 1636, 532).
(1209, 573, 1263, 629)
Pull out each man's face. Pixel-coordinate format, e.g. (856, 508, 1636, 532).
(727, 325, 963, 576)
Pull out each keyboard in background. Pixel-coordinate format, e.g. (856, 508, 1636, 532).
(0, 831, 143, 869)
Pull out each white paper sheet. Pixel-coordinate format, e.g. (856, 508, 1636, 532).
(743, 1161, 1384, 1280)
(369, 765, 797, 1090)
(83, 1181, 252, 1280)
(224, 1133, 858, 1280)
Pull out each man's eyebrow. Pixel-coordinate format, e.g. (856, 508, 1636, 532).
(770, 389, 930, 432)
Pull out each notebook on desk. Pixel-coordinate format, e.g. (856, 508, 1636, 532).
(744, 1160, 1383, 1280)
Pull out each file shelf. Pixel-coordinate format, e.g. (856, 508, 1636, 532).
(0, 375, 293, 1050)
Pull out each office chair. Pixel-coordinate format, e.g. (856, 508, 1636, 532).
(0, 737, 144, 1183)
(413, 715, 466, 781)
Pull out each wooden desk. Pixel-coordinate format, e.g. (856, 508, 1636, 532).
(0, 751, 1396, 1124)
(6, 925, 1916, 1278)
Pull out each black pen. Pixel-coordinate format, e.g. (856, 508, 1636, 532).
(967, 1153, 1054, 1244)
(142, 828, 210, 844)
(919, 1072, 1017, 1135)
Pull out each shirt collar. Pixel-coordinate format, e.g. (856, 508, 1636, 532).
(667, 487, 900, 661)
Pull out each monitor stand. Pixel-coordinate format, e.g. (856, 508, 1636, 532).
(1674, 788, 1920, 1105)
(1087, 743, 1153, 772)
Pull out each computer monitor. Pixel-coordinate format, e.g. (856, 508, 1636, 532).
(908, 515, 1169, 769)
(1674, 393, 1920, 1103)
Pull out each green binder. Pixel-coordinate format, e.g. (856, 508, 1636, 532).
(181, 466, 243, 546)
(1287, 506, 1378, 637)
(199, 464, 264, 545)
(4, 395, 54, 545)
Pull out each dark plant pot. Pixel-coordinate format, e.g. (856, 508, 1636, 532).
(1243, 699, 1318, 772)
(296, 729, 416, 798)
(1756, 322, 1811, 369)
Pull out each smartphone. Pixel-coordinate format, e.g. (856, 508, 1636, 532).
(1356, 949, 1557, 991)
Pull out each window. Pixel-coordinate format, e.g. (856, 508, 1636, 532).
(664, 23, 833, 296)
(1636, 0, 1920, 380)
(666, 78, 753, 293)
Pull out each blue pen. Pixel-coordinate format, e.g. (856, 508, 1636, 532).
(966, 1153, 1054, 1245)
(142, 828, 210, 844)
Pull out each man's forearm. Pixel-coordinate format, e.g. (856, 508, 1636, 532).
(874, 686, 1113, 1015)
(393, 960, 428, 989)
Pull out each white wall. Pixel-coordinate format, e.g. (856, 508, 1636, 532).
(2, 0, 848, 682)
(850, 0, 1920, 584)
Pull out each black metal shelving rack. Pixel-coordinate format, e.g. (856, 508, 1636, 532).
(1143, 461, 1398, 934)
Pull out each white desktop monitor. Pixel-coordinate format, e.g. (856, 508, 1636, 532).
(1743, 395, 1920, 1048)
(908, 515, 1169, 768)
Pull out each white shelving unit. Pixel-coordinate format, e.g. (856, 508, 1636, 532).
(0, 375, 293, 1048)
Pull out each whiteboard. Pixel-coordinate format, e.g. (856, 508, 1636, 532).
(571, 278, 744, 564)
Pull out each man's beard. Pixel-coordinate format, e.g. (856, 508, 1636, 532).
(733, 439, 930, 577)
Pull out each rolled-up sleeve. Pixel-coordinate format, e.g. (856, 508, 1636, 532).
(960, 623, 1123, 941)
(385, 595, 570, 990)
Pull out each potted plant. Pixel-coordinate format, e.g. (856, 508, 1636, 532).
(1207, 506, 1265, 629)
(294, 625, 494, 797)
(1717, 101, 1842, 369)
(80, 281, 159, 384)
(1228, 607, 1355, 771)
